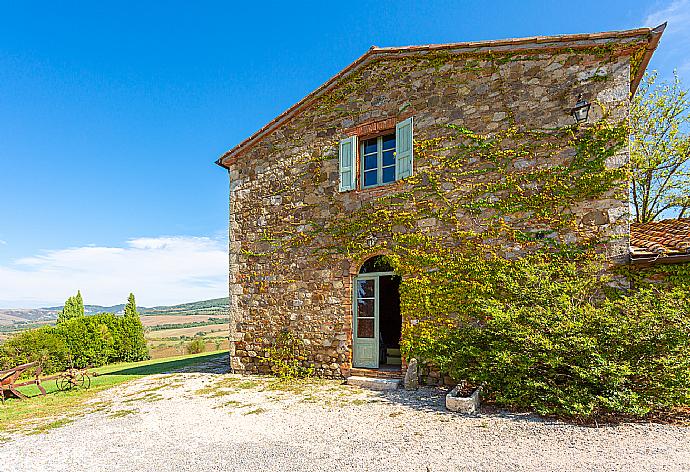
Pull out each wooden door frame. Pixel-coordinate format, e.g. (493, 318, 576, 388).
(352, 271, 394, 369)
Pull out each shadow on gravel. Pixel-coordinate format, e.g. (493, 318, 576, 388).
(103, 352, 230, 376)
(377, 386, 552, 424)
(378, 386, 449, 414)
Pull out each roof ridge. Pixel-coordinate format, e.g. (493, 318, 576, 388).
(370, 25, 663, 53)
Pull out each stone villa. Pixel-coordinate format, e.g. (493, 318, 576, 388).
(216, 25, 666, 380)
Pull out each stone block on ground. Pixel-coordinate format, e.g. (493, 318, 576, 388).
(403, 358, 419, 390)
(446, 384, 481, 414)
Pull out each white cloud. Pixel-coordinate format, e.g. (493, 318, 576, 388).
(0, 240, 6, 245)
(645, 0, 690, 75)
(0, 236, 228, 309)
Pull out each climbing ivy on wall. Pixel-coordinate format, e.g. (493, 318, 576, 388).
(316, 120, 628, 342)
(251, 118, 630, 346)
(622, 263, 690, 290)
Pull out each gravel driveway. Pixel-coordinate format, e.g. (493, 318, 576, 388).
(2, 360, 689, 472)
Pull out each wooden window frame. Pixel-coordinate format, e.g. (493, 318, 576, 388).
(359, 133, 396, 190)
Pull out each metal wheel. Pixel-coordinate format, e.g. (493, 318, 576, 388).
(73, 373, 88, 390)
(56, 376, 72, 391)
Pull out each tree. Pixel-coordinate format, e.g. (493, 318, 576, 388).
(57, 296, 74, 324)
(74, 290, 84, 316)
(57, 290, 85, 324)
(630, 71, 690, 222)
(124, 293, 138, 317)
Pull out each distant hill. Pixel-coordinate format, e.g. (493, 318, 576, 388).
(0, 308, 57, 325)
(42, 304, 127, 315)
(0, 297, 229, 326)
(140, 298, 229, 317)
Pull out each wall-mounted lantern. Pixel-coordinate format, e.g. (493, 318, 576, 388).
(571, 93, 591, 124)
(365, 235, 377, 248)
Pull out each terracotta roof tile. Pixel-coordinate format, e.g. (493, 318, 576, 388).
(630, 218, 690, 257)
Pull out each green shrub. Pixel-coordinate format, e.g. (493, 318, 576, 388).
(53, 313, 149, 367)
(111, 314, 149, 362)
(0, 327, 70, 374)
(54, 314, 116, 367)
(186, 337, 206, 355)
(419, 287, 690, 419)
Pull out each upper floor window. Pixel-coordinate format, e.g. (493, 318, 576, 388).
(362, 134, 396, 188)
(338, 117, 413, 192)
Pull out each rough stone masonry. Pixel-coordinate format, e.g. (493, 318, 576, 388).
(217, 27, 663, 379)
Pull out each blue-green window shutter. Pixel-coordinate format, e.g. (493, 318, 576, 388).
(339, 136, 357, 191)
(395, 117, 413, 180)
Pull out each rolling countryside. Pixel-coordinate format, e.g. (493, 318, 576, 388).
(0, 298, 230, 357)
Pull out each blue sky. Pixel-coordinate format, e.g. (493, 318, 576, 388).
(0, 1, 687, 308)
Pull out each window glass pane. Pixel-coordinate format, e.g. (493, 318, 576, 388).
(357, 279, 375, 298)
(364, 154, 377, 170)
(382, 150, 395, 167)
(382, 134, 395, 150)
(382, 166, 395, 183)
(364, 170, 378, 187)
(357, 298, 374, 318)
(364, 139, 378, 155)
(357, 318, 374, 338)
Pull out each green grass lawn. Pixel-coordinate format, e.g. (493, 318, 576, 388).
(0, 351, 227, 433)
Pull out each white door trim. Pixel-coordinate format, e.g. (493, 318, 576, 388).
(352, 271, 394, 368)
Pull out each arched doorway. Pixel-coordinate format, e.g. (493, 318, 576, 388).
(352, 256, 402, 369)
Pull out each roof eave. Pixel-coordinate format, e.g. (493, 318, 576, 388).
(630, 22, 667, 96)
(630, 253, 690, 267)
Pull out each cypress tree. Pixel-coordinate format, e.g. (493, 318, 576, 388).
(124, 293, 138, 317)
(57, 296, 73, 324)
(74, 290, 85, 318)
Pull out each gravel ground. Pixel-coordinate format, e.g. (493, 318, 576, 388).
(2, 358, 689, 472)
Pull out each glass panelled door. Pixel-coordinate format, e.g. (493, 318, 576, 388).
(353, 276, 379, 368)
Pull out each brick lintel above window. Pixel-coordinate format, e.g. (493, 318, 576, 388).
(343, 113, 414, 140)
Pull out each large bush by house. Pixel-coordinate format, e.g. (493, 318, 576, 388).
(0, 312, 149, 374)
(401, 255, 690, 419)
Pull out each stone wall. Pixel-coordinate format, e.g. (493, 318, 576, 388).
(225, 44, 638, 378)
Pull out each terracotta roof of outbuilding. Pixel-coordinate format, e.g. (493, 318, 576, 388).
(216, 24, 666, 169)
(630, 218, 690, 262)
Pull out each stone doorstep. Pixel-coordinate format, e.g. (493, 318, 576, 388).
(349, 367, 402, 379)
(346, 376, 401, 391)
